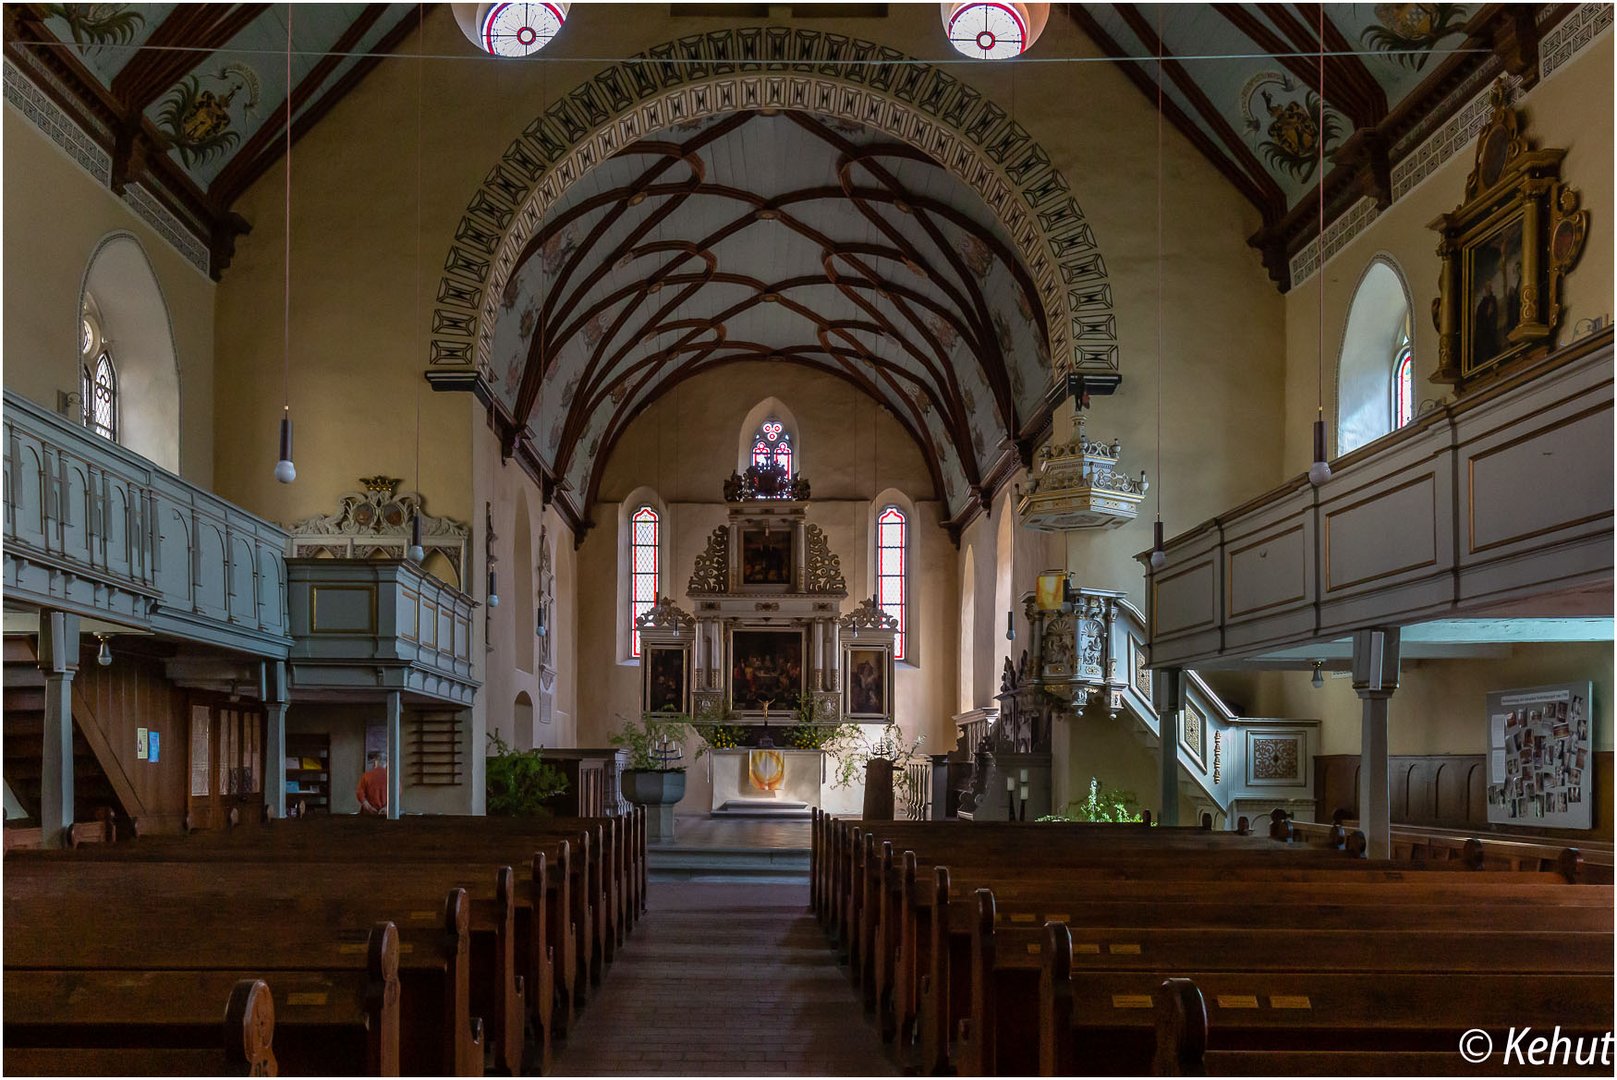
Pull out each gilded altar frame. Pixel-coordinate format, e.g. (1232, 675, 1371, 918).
(1429, 82, 1588, 390)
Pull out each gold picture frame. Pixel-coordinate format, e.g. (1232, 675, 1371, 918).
(1429, 81, 1588, 390)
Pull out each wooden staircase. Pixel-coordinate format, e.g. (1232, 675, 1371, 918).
(3, 641, 127, 835)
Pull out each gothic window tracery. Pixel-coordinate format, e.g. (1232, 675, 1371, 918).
(80, 316, 118, 443)
(750, 419, 794, 476)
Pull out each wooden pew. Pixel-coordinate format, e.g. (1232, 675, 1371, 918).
(4, 975, 274, 1077)
(6, 864, 502, 1076)
(1152, 975, 1615, 1075)
(4, 914, 400, 1076)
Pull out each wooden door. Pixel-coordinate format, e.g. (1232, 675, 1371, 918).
(186, 697, 266, 830)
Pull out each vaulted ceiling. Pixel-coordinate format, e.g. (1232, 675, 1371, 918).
(485, 109, 1054, 528)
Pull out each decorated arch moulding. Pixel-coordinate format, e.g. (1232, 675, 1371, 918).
(428, 27, 1119, 403)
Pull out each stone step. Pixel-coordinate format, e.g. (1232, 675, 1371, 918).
(647, 844, 810, 883)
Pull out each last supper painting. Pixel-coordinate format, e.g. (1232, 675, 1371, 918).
(730, 630, 805, 711)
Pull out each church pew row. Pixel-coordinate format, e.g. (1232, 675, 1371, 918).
(5, 877, 481, 1076)
(906, 864, 1614, 1073)
(812, 816, 1612, 1076)
(1149, 974, 1614, 1076)
(46, 822, 584, 1042)
(5, 811, 650, 1075)
(4, 919, 399, 1075)
(4, 975, 275, 1077)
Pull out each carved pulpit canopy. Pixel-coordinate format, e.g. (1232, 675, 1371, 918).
(287, 476, 469, 585)
(1429, 80, 1589, 389)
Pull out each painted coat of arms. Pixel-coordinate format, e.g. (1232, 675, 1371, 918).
(1240, 73, 1341, 184)
(156, 63, 261, 168)
(1361, 4, 1469, 70)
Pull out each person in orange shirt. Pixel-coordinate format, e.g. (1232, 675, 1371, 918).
(357, 752, 388, 815)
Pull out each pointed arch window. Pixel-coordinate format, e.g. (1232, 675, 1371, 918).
(750, 419, 793, 476)
(629, 505, 659, 658)
(81, 349, 118, 443)
(876, 505, 908, 660)
(1392, 339, 1415, 430)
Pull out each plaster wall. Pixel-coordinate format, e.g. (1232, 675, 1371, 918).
(1270, 642, 1614, 759)
(3, 111, 215, 482)
(1283, 33, 1615, 476)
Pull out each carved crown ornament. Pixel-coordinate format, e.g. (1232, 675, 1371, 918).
(634, 596, 696, 636)
(287, 476, 470, 584)
(839, 595, 900, 634)
(723, 461, 811, 502)
(1015, 415, 1149, 532)
(1429, 80, 1589, 390)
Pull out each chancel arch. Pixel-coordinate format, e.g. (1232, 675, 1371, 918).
(431, 29, 1120, 541)
(1335, 255, 1415, 455)
(78, 232, 181, 472)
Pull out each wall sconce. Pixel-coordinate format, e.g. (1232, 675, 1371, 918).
(94, 634, 113, 667)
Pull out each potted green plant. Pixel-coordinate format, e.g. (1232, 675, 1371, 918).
(1037, 777, 1146, 823)
(485, 731, 570, 817)
(611, 711, 694, 840)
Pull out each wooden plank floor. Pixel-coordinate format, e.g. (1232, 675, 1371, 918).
(551, 882, 896, 1076)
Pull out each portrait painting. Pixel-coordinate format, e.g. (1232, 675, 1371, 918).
(846, 647, 889, 718)
(1465, 216, 1525, 373)
(729, 630, 805, 711)
(740, 528, 794, 587)
(644, 646, 688, 715)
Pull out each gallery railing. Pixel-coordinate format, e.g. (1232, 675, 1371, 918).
(3, 389, 291, 657)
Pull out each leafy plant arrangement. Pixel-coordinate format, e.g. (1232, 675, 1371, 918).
(1037, 776, 1146, 823)
(689, 700, 746, 754)
(827, 722, 927, 801)
(784, 694, 858, 750)
(610, 712, 694, 771)
(485, 731, 569, 817)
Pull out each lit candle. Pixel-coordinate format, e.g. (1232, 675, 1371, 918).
(1019, 768, 1029, 783)
(1005, 776, 1016, 792)
(1020, 784, 1030, 801)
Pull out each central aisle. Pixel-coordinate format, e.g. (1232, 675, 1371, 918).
(552, 882, 900, 1076)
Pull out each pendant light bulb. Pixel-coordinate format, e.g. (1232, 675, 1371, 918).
(487, 570, 500, 608)
(1005, 610, 1016, 641)
(95, 635, 112, 667)
(1149, 519, 1168, 571)
(1311, 661, 1325, 689)
(1308, 416, 1333, 487)
(408, 512, 425, 563)
(274, 415, 296, 484)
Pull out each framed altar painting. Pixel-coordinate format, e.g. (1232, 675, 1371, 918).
(643, 644, 689, 716)
(728, 629, 805, 712)
(844, 645, 892, 720)
(739, 528, 793, 587)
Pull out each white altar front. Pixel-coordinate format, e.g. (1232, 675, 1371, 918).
(707, 749, 862, 817)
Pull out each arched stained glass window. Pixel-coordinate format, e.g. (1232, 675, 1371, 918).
(629, 505, 659, 658)
(1392, 341, 1415, 430)
(81, 350, 118, 443)
(750, 419, 793, 476)
(877, 505, 907, 660)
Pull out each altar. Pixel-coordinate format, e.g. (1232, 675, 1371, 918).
(705, 748, 862, 817)
(633, 461, 899, 818)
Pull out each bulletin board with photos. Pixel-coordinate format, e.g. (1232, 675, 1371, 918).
(1486, 682, 1593, 830)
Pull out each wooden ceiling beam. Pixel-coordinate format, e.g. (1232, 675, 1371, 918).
(1113, 4, 1287, 209)
(1285, 3, 1389, 124)
(109, 3, 270, 111)
(211, 3, 391, 206)
(1063, 5, 1277, 218)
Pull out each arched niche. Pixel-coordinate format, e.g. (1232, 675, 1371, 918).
(1336, 256, 1414, 455)
(79, 233, 181, 472)
(514, 691, 535, 750)
(737, 397, 801, 475)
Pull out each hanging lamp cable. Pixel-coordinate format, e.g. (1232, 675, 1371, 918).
(408, 3, 427, 561)
(1150, 6, 1166, 570)
(274, 3, 296, 484)
(1309, 6, 1333, 487)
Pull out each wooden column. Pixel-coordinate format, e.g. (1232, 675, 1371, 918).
(262, 660, 289, 819)
(1351, 627, 1401, 860)
(1154, 667, 1183, 826)
(385, 690, 403, 820)
(38, 611, 80, 848)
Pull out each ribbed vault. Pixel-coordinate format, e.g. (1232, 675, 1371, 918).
(487, 110, 1055, 531)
